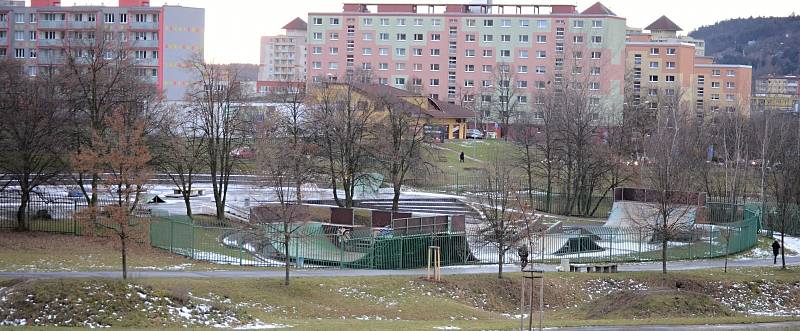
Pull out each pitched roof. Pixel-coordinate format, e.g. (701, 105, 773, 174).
(349, 83, 473, 119)
(282, 17, 307, 31)
(580, 2, 616, 16)
(645, 15, 682, 32)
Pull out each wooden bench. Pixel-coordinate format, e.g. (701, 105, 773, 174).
(569, 263, 618, 273)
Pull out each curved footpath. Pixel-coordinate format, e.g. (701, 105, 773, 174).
(1, 256, 798, 279)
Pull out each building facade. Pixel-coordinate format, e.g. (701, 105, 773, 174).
(306, 2, 626, 123)
(257, 17, 307, 94)
(0, 0, 204, 100)
(625, 16, 752, 116)
(752, 75, 800, 112)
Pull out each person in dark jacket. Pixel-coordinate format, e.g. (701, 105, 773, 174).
(772, 240, 781, 264)
(459, 151, 465, 163)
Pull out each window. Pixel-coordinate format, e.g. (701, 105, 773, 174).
(591, 51, 601, 59)
(311, 61, 321, 69)
(482, 65, 492, 73)
(430, 33, 441, 41)
(463, 49, 475, 57)
(104, 13, 115, 23)
(520, 20, 529, 27)
(589, 82, 600, 90)
(362, 18, 372, 25)
(573, 51, 583, 59)
(312, 32, 322, 40)
(536, 50, 546, 58)
(592, 20, 603, 28)
(432, 19, 441, 26)
(697, 87, 704, 97)
(362, 33, 372, 41)
(464, 79, 474, 87)
(395, 48, 406, 56)
(118, 13, 125, 23)
(396, 18, 405, 26)
(536, 66, 545, 74)
(380, 18, 389, 26)
(666, 75, 675, 82)
(666, 89, 675, 96)
(518, 65, 528, 73)
(591, 35, 602, 43)
(14, 13, 23, 23)
(711, 94, 720, 100)
(328, 62, 338, 69)
(536, 81, 546, 89)
(28, 31, 36, 41)
(666, 48, 676, 55)
(573, 20, 584, 28)
(379, 48, 388, 56)
(483, 19, 493, 27)
(466, 19, 476, 27)
(519, 50, 528, 58)
(413, 63, 422, 71)
(430, 49, 441, 56)
(329, 47, 338, 55)
(481, 80, 492, 88)
(483, 49, 493, 57)
(413, 33, 423, 41)
(650, 47, 659, 55)
(500, 49, 510, 57)
(329, 18, 339, 25)
(465, 34, 475, 42)
(536, 35, 546, 43)
(378, 63, 388, 70)
(414, 18, 423, 26)
(28, 48, 36, 58)
(429, 78, 440, 86)
(14, 48, 24, 58)
(590, 67, 600, 75)
(379, 33, 389, 41)
(572, 67, 582, 74)
(666, 62, 676, 69)
(711, 81, 720, 88)
(649, 61, 659, 69)
(13, 31, 23, 41)
(517, 81, 528, 88)
(430, 64, 440, 71)
(362, 48, 372, 55)
(330, 32, 340, 40)
(727, 70, 736, 77)
(394, 77, 405, 86)
(697, 75, 705, 85)
(726, 82, 736, 89)
(573, 35, 584, 43)
(536, 20, 547, 28)
(412, 48, 422, 56)
(519, 35, 530, 43)
(312, 17, 322, 25)
(483, 34, 493, 42)
(726, 94, 735, 101)
(501, 19, 512, 27)
(396, 63, 405, 71)
(649, 75, 659, 82)
(135, 50, 147, 59)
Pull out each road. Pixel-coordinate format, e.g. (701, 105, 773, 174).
(550, 321, 800, 330)
(1, 256, 798, 279)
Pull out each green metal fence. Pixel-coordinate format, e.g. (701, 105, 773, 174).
(150, 203, 761, 269)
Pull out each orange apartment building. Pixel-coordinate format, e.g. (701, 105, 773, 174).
(625, 16, 752, 116)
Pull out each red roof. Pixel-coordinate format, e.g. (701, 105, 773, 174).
(645, 15, 682, 32)
(347, 83, 473, 119)
(580, 2, 616, 16)
(282, 17, 307, 31)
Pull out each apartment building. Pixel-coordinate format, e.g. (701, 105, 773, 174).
(0, 0, 204, 100)
(257, 17, 307, 94)
(752, 75, 800, 112)
(625, 16, 752, 116)
(307, 2, 626, 123)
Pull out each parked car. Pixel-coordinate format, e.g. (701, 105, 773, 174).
(230, 147, 255, 159)
(466, 129, 484, 139)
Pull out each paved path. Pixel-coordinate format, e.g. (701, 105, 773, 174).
(550, 321, 800, 330)
(1, 256, 798, 279)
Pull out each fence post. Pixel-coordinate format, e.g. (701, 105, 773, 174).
(708, 225, 713, 258)
(169, 219, 174, 253)
(73, 201, 78, 236)
(638, 229, 642, 262)
(609, 231, 613, 262)
(191, 222, 196, 260)
(455, 172, 459, 195)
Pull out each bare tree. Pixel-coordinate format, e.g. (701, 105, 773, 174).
(0, 60, 68, 231)
(74, 109, 152, 279)
(268, 80, 314, 203)
(185, 55, 248, 220)
(488, 62, 522, 140)
(764, 112, 800, 269)
(151, 104, 205, 218)
(372, 91, 430, 210)
(309, 80, 377, 208)
(475, 158, 528, 279)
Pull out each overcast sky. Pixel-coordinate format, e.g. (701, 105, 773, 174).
(55, 0, 797, 63)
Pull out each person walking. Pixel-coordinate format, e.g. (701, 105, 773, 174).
(459, 151, 465, 163)
(772, 240, 781, 264)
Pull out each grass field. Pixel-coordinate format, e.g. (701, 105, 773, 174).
(2, 268, 800, 330)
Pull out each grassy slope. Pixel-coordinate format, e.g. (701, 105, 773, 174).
(3, 268, 800, 330)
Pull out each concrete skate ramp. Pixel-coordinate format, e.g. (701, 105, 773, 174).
(542, 235, 604, 256)
(605, 201, 697, 228)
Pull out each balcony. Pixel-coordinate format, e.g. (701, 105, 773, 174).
(38, 55, 65, 65)
(0, 21, 7, 29)
(130, 21, 158, 30)
(130, 39, 158, 48)
(37, 20, 66, 29)
(134, 58, 158, 67)
(68, 21, 96, 30)
(38, 39, 64, 47)
(0, 37, 6, 46)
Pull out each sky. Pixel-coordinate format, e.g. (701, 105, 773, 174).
(51, 0, 798, 64)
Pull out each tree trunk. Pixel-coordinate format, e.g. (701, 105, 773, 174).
(781, 232, 786, 269)
(391, 180, 401, 211)
(661, 238, 667, 274)
(215, 201, 225, 221)
(16, 191, 29, 232)
(121, 235, 128, 280)
(183, 194, 193, 219)
(284, 222, 291, 286)
(498, 250, 504, 279)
